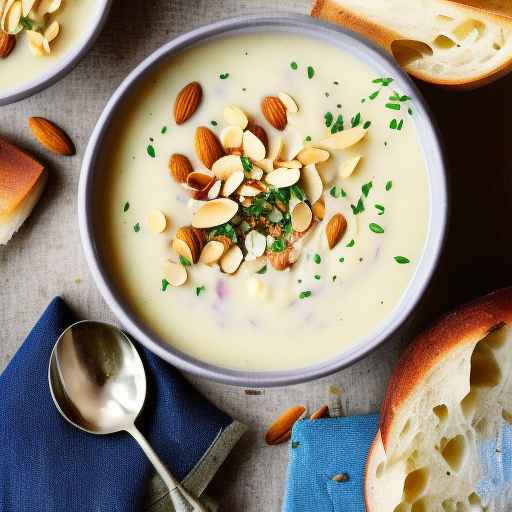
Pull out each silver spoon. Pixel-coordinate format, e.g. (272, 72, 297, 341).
(48, 320, 207, 512)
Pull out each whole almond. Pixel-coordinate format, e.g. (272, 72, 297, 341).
(310, 405, 329, 420)
(169, 153, 193, 183)
(261, 96, 287, 131)
(175, 226, 205, 263)
(247, 123, 268, 150)
(326, 213, 347, 249)
(267, 245, 298, 271)
(311, 199, 325, 220)
(0, 32, 15, 58)
(174, 81, 202, 125)
(265, 405, 306, 445)
(28, 117, 75, 156)
(195, 127, 224, 169)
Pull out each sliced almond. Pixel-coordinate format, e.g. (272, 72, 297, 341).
(211, 154, 244, 180)
(0, 31, 15, 58)
(162, 260, 187, 287)
(245, 230, 266, 258)
(275, 159, 302, 169)
(291, 202, 312, 233)
(169, 153, 192, 183)
(174, 81, 202, 125)
(297, 147, 330, 166)
(339, 155, 362, 179)
(317, 127, 367, 150)
(246, 124, 268, 150)
(278, 92, 299, 113)
(255, 158, 273, 173)
(28, 117, 75, 155)
(249, 166, 264, 181)
(222, 170, 244, 197)
(172, 238, 193, 262)
(195, 127, 224, 169)
(207, 179, 222, 200)
(220, 244, 243, 274)
(281, 127, 303, 161)
(220, 125, 243, 149)
(261, 96, 287, 131)
(267, 136, 283, 161)
(37, 0, 60, 15)
(242, 129, 266, 161)
(44, 20, 59, 44)
(148, 209, 167, 234)
(265, 167, 300, 188)
(174, 226, 206, 262)
(238, 255, 267, 275)
(21, 0, 35, 16)
(198, 240, 225, 265)
(224, 105, 248, 129)
(265, 406, 306, 445)
(311, 198, 325, 220)
(300, 164, 323, 204)
(238, 182, 265, 197)
(192, 198, 238, 228)
(2, 0, 21, 34)
(326, 213, 348, 249)
(213, 235, 232, 252)
(187, 170, 214, 190)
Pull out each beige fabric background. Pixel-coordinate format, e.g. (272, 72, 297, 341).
(1, 1, 511, 510)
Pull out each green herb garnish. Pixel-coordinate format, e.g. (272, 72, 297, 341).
(196, 286, 205, 296)
(341, 188, 347, 197)
(351, 198, 365, 215)
(313, 253, 321, 264)
(369, 223, 385, 234)
(179, 255, 192, 266)
(324, 112, 334, 128)
(299, 290, 312, 299)
(307, 66, 315, 79)
(133, 222, 141, 232)
(314, 274, 321, 280)
(339, 257, 345, 263)
(373, 77, 394, 86)
(291, 61, 298, 70)
(20, 16, 33, 29)
(394, 256, 410, 264)
(351, 112, 361, 128)
(408, 107, 413, 116)
(331, 114, 344, 134)
(290, 184, 305, 201)
(219, 73, 229, 79)
(161, 126, 167, 134)
(346, 239, 355, 247)
(385, 180, 393, 191)
(390, 119, 398, 130)
(329, 186, 340, 198)
(304, 135, 312, 142)
(123, 202, 130, 212)
(386, 103, 401, 111)
(397, 119, 404, 131)
(271, 239, 285, 252)
(147, 145, 156, 158)
(363, 121, 372, 129)
(257, 265, 267, 275)
(369, 90, 380, 100)
(210, 120, 218, 126)
(210, 223, 237, 242)
(375, 204, 385, 215)
(362, 181, 373, 197)
(241, 156, 253, 173)
(161, 278, 170, 291)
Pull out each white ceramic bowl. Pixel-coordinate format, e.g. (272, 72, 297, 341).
(0, 0, 112, 105)
(79, 14, 448, 387)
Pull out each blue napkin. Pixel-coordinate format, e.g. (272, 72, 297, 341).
(283, 414, 379, 512)
(0, 297, 245, 512)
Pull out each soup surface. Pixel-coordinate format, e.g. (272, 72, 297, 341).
(98, 33, 430, 371)
(0, 0, 100, 94)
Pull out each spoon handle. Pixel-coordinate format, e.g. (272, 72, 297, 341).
(127, 426, 208, 512)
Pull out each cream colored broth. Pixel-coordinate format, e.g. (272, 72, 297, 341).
(98, 33, 429, 371)
(0, 1, 98, 92)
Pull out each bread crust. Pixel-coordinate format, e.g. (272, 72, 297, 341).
(0, 137, 45, 217)
(311, 0, 512, 89)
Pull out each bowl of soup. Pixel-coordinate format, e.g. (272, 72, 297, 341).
(79, 14, 447, 386)
(0, 0, 111, 105)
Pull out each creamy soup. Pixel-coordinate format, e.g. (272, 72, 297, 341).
(97, 33, 430, 371)
(0, 0, 101, 94)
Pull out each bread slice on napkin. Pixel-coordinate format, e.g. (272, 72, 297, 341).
(365, 288, 512, 511)
(0, 138, 46, 245)
(311, 0, 512, 88)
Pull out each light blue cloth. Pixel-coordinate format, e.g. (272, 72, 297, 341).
(283, 414, 379, 512)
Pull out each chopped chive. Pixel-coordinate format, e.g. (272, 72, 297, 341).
(369, 90, 380, 100)
(369, 223, 385, 234)
(397, 119, 404, 131)
(161, 278, 170, 291)
(351, 112, 361, 128)
(123, 202, 130, 212)
(179, 255, 192, 266)
(390, 119, 398, 130)
(314, 274, 321, 280)
(351, 198, 365, 215)
(257, 265, 267, 274)
(394, 256, 410, 264)
(210, 120, 218, 126)
(195, 286, 206, 296)
(346, 239, 355, 247)
(362, 181, 373, 198)
(375, 204, 385, 215)
(133, 222, 141, 232)
(386, 103, 401, 111)
(219, 73, 229, 79)
(299, 290, 312, 299)
(385, 180, 393, 191)
(146, 145, 156, 158)
(373, 77, 393, 86)
(324, 112, 334, 127)
(161, 126, 167, 134)
(400, 95, 412, 102)
(307, 66, 315, 79)
(290, 61, 298, 70)
(363, 121, 372, 129)
(313, 253, 321, 264)
(339, 257, 345, 263)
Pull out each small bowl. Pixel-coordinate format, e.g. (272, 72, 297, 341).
(79, 14, 448, 387)
(0, 0, 112, 106)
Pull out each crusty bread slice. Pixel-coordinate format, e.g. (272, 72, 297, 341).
(365, 288, 512, 511)
(311, 0, 512, 89)
(0, 138, 46, 245)
(456, 1, 512, 19)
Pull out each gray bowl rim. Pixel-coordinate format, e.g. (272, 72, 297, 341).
(78, 13, 448, 388)
(0, 0, 112, 106)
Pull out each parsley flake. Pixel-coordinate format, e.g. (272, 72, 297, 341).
(373, 77, 394, 86)
(324, 112, 334, 128)
(351, 198, 365, 215)
(385, 181, 393, 191)
(339, 257, 345, 263)
(331, 114, 344, 134)
(386, 103, 401, 111)
(161, 126, 167, 134)
(196, 286, 206, 296)
(369, 90, 380, 100)
(314, 274, 321, 280)
(375, 204, 385, 215)
(299, 290, 312, 299)
(161, 279, 170, 291)
(133, 223, 141, 232)
(351, 112, 361, 127)
(240, 156, 253, 173)
(362, 181, 373, 197)
(210, 120, 218, 126)
(390, 119, 398, 130)
(369, 223, 385, 234)
(147, 145, 156, 158)
(307, 66, 315, 79)
(313, 254, 321, 264)
(257, 265, 267, 275)
(363, 121, 372, 129)
(179, 255, 192, 266)
(271, 239, 285, 253)
(219, 73, 229, 79)
(123, 202, 130, 212)
(346, 239, 355, 247)
(394, 256, 410, 264)
(291, 61, 298, 70)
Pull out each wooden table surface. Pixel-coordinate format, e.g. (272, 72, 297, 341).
(1, 1, 511, 510)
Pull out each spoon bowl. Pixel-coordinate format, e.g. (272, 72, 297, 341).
(48, 320, 206, 511)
